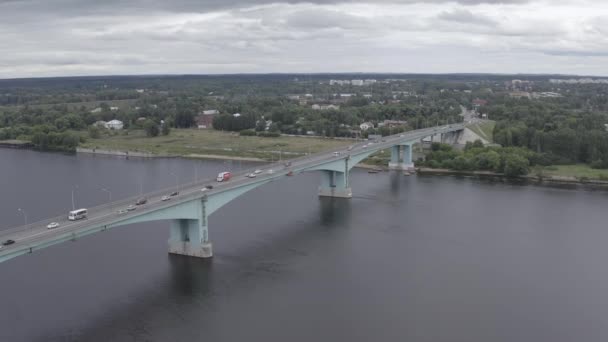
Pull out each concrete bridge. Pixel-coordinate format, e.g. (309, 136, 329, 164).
(0, 124, 465, 264)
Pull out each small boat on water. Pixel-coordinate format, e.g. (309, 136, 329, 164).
(403, 171, 411, 176)
(368, 170, 379, 174)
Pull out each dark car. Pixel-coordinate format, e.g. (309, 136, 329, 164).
(205, 185, 213, 190)
(135, 198, 147, 205)
(3, 239, 15, 246)
(170, 191, 179, 197)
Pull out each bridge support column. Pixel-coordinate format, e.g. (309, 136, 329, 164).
(168, 199, 212, 258)
(318, 170, 352, 198)
(402, 143, 414, 170)
(389, 145, 402, 170)
(389, 144, 414, 170)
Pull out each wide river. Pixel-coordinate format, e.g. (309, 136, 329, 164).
(1, 149, 608, 341)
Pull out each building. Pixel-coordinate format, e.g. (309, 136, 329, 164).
(105, 120, 124, 130)
(472, 99, 488, 109)
(90, 107, 102, 113)
(93, 120, 107, 128)
(532, 92, 562, 98)
(509, 91, 531, 99)
(196, 111, 218, 129)
(381, 120, 407, 127)
(110, 106, 119, 111)
(351, 80, 364, 86)
(360, 122, 374, 131)
(233, 113, 241, 118)
(312, 104, 340, 111)
(330, 80, 350, 86)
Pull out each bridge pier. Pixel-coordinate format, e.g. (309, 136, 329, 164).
(318, 170, 352, 198)
(168, 218, 213, 258)
(168, 198, 212, 258)
(388, 144, 414, 171)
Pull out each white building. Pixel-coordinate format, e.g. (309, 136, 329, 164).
(233, 113, 242, 118)
(312, 104, 340, 110)
(330, 80, 351, 86)
(90, 107, 102, 113)
(203, 109, 219, 115)
(110, 106, 119, 111)
(105, 119, 124, 130)
(360, 122, 374, 131)
(351, 80, 364, 86)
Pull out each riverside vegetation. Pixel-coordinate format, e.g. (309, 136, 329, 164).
(2, 74, 608, 179)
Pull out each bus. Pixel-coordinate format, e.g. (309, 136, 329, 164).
(68, 208, 88, 221)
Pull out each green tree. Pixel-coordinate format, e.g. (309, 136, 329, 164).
(161, 123, 170, 136)
(88, 126, 101, 139)
(503, 154, 529, 177)
(143, 120, 159, 137)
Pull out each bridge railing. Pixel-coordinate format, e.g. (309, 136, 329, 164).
(0, 162, 273, 237)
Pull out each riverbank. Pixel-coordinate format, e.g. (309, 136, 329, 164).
(417, 167, 608, 188)
(0, 140, 33, 149)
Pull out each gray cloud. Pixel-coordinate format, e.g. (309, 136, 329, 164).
(1, 0, 607, 78)
(438, 9, 497, 26)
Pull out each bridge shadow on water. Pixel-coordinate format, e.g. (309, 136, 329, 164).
(37, 196, 354, 342)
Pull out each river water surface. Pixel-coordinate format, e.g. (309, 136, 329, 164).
(1, 149, 608, 341)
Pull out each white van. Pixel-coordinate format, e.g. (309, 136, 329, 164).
(68, 208, 87, 221)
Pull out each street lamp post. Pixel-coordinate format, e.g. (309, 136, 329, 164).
(71, 185, 78, 211)
(101, 188, 112, 211)
(170, 172, 179, 193)
(17, 208, 27, 229)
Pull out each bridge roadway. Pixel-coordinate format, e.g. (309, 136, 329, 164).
(0, 124, 465, 263)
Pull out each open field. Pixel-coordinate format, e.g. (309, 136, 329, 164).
(0, 98, 138, 112)
(82, 129, 353, 160)
(542, 164, 608, 180)
(467, 121, 495, 142)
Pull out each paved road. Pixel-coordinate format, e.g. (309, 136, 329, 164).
(0, 124, 465, 260)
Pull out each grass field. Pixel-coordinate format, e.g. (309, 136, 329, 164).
(542, 164, 608, 180)
(0, 98, 138, 112)
(82, 129, 353, 160)
(467, 121, 495, 142)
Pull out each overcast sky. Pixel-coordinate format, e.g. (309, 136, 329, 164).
(1, 0, 607, 78)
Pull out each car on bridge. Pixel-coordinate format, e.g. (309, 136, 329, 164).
(126, 205, 136, 211)
(3, 239, 15, 246)
(246, 173, 256, 178)
(117, 208, 128, 214)
(161, 195, 171, 201)
(254, 169, 262, 174)
(46, 222, 60, 229)
(169, 191, 179, 197)
(135, 198, 147, 205)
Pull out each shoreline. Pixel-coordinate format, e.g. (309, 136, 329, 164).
(417, 167, 608, 188)
(9, 145, 608, 187)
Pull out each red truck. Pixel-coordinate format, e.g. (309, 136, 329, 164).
(216, 171, 232, 182)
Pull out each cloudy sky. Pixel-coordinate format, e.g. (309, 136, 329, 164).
(1, 0, 607, 78)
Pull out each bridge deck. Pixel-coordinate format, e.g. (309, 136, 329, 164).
(0, 124, 465, 262)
